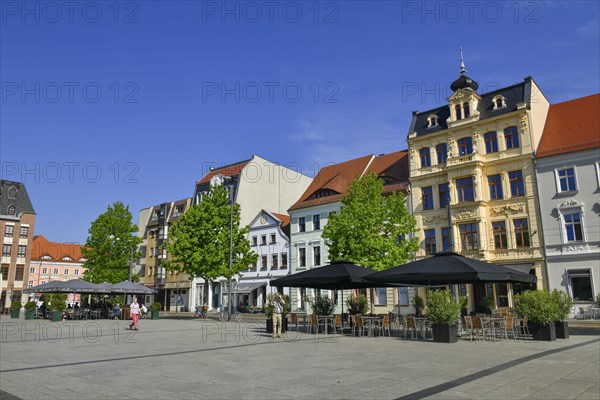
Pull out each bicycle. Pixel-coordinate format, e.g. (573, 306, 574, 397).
(195, 306, 208, 319)
(219, 309, 242, 322)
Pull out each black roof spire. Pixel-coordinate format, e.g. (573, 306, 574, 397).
(451, 47, 479, 92)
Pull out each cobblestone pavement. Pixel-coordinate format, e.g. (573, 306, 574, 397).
(0, 316, 598, 400)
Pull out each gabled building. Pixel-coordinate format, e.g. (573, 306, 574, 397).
(191, 155, 312, 311)
(535, 93, 600, 316)
(236, 210, 291, 309)
(287, 151, 410, 313)
(0, 180, 36, 310)
(407, 56, 550, 312)
(136, 198, 192, 311)
(29, 235, 86, 303)
(30, 236, 86, 286)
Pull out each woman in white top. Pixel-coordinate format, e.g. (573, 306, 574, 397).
(129, 297, 140, 331)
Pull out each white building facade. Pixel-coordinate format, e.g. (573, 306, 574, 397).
(535, 94, 600, 317)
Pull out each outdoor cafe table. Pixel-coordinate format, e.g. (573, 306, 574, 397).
(317, 315, 335, 335)
(294, 313, 309, 331)
(482, 316, 504, 340)
(362, 315, 382, 337)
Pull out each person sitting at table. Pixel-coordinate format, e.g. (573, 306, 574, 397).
(74, 302, 80, 310)
(113, 303, 122, 320)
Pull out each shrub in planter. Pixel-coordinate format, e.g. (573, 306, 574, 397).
(551, 289, 574, 339)
(149, 302, 161, 319)
(346, 295, 368, 315)
(426, 290, 462, 343)
(24, 301, 37, 320)
(10, 301, 21, 319)
(513, 290, 558, 341)
(46, 293, 67, 321)
(412, 295, 425, 317)
(311, 295, 335, 316)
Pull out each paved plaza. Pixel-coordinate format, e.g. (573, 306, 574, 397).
(0, 316, 598, 400)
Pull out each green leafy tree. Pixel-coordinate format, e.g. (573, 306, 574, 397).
(323, 172, 418, 271)
(82, 202, 142, 283)
(163, 184, 258, 304)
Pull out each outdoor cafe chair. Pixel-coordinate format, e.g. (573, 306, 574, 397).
(404, 315, 418, 340)
(332, 314, 349, 335)
(468, 316, 491, 341)
(377, 315, 391, 337)
(290, 313, 303, 332)
(307, 314, 320, 334)
(352, 315, 367, 337)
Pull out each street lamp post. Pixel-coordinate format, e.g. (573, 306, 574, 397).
(223, 175, 237, 320)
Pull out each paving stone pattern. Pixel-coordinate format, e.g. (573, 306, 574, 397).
(0, 316, 598, 400)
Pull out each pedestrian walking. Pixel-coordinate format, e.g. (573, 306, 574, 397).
(128, 297, 140, 331)
(272, 293, 285, 338)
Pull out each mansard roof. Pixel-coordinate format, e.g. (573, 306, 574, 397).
(0, 180, 35, 217)
(408, 77, 531, 137)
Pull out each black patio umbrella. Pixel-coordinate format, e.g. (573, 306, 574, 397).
(24, 279, 110, 294)
(110, 281, 157, 295)
(270, 260, 401, 320)
(365, 252, 537, 286)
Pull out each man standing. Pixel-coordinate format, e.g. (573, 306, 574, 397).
(129, 297, 140, 331)
(272, 293, 285, 338)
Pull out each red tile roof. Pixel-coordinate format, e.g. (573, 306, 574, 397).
(272, 212, 290, 228)
(288, 155, 373, 211)
(32, 235, 84, 262)
(272, 212, 291, 237)
(537, 93, 600, 158)
(196, 160, 250, 185)
(288, 151, 409, 211)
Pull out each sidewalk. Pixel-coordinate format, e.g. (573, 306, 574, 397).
(1, 316, 598, 399)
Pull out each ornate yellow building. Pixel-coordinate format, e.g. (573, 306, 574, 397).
(407, 58, 549, 311)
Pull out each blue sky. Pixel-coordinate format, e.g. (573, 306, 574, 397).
(1, 0, 599, 244)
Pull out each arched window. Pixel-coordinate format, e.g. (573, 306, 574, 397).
(455, 104, 462, 120)
(7, 204, 16, 215)
(427, 114, 439, 128)
(463, 102, 470, 118)
(493, 95, 506, 110)
(8, 187, 17, 199)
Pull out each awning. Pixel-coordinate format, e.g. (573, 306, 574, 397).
(235, 282, 267, 293)
(500, 263, 534, 275)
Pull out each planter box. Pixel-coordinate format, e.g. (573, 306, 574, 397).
(10, 310, 20, 319)
(51, 311, 62, 322)
(431, 323, 458, 343)
(25, 310, 35, 320)
(555, 321, 569, 339)
(151, 311, 160, 320)
(266, 317, 287, 334)
(529, 321, 556, 341)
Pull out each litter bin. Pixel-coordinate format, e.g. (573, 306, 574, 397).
(122, 305, 131, 320)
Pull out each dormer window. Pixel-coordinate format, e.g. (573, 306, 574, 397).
(427, 114, 439, 128)
(493, 95, 507, 110)
(455, 104, 462, 120)
(8, 187, 17, 199)
(7, 204, 16, 215)
(463, 102, 470, 118)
